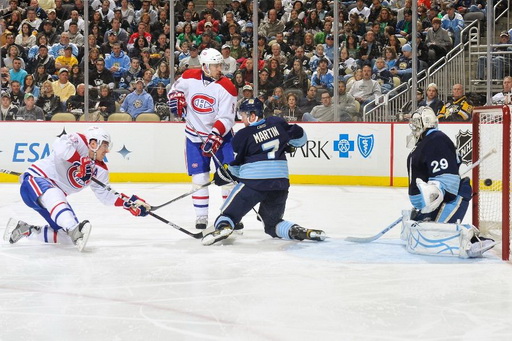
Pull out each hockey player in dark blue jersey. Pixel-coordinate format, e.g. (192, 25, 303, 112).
(202, 98, 326, 245)
(402, 106, 495, 257)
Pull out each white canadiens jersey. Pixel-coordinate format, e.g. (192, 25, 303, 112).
(25, 133, 118, 206)
(170, 69, 238, 143)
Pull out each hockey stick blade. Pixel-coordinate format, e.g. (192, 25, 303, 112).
(345, 217, 402, 243)
(0, 169, 22, 176)
(150, 181, 214, 211)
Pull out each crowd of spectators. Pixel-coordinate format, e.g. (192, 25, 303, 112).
(0, 0, 498, 122)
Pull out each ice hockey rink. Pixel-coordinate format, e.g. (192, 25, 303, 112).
(1, 182, 512, 341)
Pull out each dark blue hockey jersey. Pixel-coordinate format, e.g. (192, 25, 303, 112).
(228, 116, 307, 191)
(407, 129, 462, 209)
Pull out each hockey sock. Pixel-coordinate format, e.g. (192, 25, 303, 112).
(28, 226, 73, 245)
(275, 220, 295, 240)
(192, 173, 210, 218)
(39, 188, 80, 232)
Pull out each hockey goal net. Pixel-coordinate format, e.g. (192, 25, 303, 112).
(472, 105, 511, 261)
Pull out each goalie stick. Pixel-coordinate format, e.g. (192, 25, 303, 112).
(344, 148, 498, 243)
(0, 169, 205, 239)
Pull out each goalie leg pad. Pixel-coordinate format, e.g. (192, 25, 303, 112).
(404, 220, 476, 258)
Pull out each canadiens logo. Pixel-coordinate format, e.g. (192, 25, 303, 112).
(67, 161, 96, 189)
(191, 94, 215, 114)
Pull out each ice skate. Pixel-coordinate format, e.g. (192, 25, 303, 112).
(289, 225, 326, 241)
(4, 218, 41, 244)
(196, 216, 208, 229)
(467, 236, 496, 258)
(67, 220, 92, 252)
(201, 223, 233, 246)
(234, 222, 244, 230)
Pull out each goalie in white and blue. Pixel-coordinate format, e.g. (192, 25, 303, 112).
(402, 106, 495, 258)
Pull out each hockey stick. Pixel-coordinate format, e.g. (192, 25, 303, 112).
(344, 148, 498, 243)
(88, 177, 204, 239)
(0, 169, 205, 239)
(150, 180, 214, 211)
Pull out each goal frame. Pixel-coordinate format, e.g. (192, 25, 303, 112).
(472, 105, 511, 261)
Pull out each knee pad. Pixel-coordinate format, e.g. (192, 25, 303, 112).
(39, 188, 79, 231)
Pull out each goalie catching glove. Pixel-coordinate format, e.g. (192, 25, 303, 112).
(201, 131, 223, 156)
(213, 164, 234, 186)
(120, 194, 150, 217)
(168, 91, 187, 118)
(76, 156, 94, 185)
(416, 178, 444, 213)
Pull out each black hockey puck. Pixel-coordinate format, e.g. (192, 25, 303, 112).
(484, 179, 492, 186)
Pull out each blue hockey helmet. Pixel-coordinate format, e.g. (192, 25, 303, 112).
(238, 98, 264, 118)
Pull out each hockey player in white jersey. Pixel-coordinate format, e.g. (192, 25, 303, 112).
(3, 126, 150, 252)
(168, 48, 240, 230)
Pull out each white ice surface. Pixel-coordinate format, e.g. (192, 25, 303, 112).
(1, 183, 512, 341)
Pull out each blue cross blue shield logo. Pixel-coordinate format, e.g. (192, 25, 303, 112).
(333, 134, 354, 158)
(357, 134, 374, 158)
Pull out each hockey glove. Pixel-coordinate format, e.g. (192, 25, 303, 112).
(122, 194, 150, 217)
(201, 131, 223, 156)
(168, 91, 187, 118)
(214, 164, 234, 186)
(76, 156, 94, 185)
(416, 178, 444, 214)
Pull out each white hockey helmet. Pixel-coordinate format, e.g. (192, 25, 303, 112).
(409, 106, 438, 138)
(86, 126, 111, 152)
(199, 48, 223, 79)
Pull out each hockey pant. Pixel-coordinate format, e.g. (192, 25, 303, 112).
(186, 138, 235, 218)
(214, 183, 296, 239)
(19, 173, 79, 244)
(413, 177, 472, 223)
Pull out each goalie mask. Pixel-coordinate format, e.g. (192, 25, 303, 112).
(406, 106, 438, 148)
(199, 48, 223, 80)
(86, 126, 111, 152)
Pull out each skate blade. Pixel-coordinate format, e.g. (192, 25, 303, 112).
(4, 218, 19, 242)
(201, 228, 233, 246)
(76, 222, 92, 252)
(308, 230, 327, 241)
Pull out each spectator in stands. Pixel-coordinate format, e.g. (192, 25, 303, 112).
(438, 83, 473, 121)
(4, 45, 26, 70)
(95, 84, 116, 118)
(267, 58, 284, 90)
(442, 4, 465, 47)
(372, 57, 394, 94)
(284, 58, 309, 96)
(55, 45, 78, 71)
(220, 44, 237, 78)
(225, 0, 248, 24)
(303, 9, 323, 32)
(80, 47, 101, 72)
(323, 34, 335, 62)
(425, 17, 452, 65)
(38, 20, 59, 46)
(476, 31, 511, 80)
(309, 44, 332, 71)
(23, 74, 40, 99)
(357, 30, 382, 66)
(278, 92, 303, 122)
(21, 7, 42, 32)
(67, 21, 84, 48)
(349, 64, 381, 109)
(52, 68, 76, 110)
(0, 91, 17, 120)
(9, 80, 24, 107)
(200, 0, 222, 22)
(128, 36, 149, 59)
(135, 0, 157, 25)
(69, 64, 84, 87)
(288, 21, 306, 49)
(257, 68, 274, 98)
(176, 10, 198, 34)
(196, 15, 220, 37)
(219, 11, 240, 39)
(103, 18, 128, 46)
(36, 80, 61, 120)
(33, 64, 52, 88)
(15, 23, 36, 50)
(298, 85, 320, 114)
(63, 10, 85, 32)
(338, 80, 359, 121)
(66, 83, 85, 117)
(229, 34, 248, 60)
(148, 61, 171, 89)
(179, 44, 201, 72)
(45, 9, 62, 34)
(120, 57, 143, 90)
(390, 44, 413, 82)
(14, 93, 45, 121)
(176, 22, 197, 54)
(302, 92, 340, 121)
(120, 78, 154, 119)
(141, 68, 154, 90)
(127, 22, 152, 50)
(97, 0, 115, 23)
(120, 0, 135, 26)
(89, 58, 115, 91)
(9, 58, 27, 85)
(417, 83, 444, 114)
(258, 9, 285, 39)
(152, 82, 170, 120)
(264, 86, 287, 118)
(50, 33, 78, 58)
(492, 76, 512, 105)
(311, 58, 334, 96)
(105, 42, 130, 84)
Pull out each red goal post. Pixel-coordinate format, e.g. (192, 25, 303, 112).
(472, 105, 510, 261)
